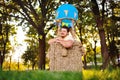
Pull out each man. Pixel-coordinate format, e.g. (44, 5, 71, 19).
(47, 26, 84, 71)
(48, 26, 74, 48)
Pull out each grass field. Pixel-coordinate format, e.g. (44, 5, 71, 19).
(0, 68, 120, 80)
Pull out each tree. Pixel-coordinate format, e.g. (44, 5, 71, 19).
(0, 0, 16, 69)
(90, 0, 109, 69)
(105, 1, 120, 67)
(22, 46, 38, 70)
(0, 0, 59, 69)
(22, 26, 38, 70)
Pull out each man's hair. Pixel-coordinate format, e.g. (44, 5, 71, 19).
(61, 26, 70, 32)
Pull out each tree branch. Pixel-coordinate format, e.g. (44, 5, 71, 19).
(91, 0, 100, 16)
(102, 0, 106, 21)
(0, 11, 25, 20)
(28, 0, 40, 20)
(12, 0, 38, 29)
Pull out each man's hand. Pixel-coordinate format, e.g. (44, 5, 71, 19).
(55, 37, 63, 43)
(48, 37, 62, 44)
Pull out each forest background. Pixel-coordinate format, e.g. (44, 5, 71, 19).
(0, 0, 120, 71)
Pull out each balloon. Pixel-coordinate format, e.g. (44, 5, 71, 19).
(56, 4, 78, 20)
(55, 4, 78, 28)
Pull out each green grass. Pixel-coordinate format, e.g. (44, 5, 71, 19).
(0, 68, 120, 80)
(0, 70, 82, 80)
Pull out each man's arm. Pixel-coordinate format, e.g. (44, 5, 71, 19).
(48, 37, 74, 48)
(48, 37, 60, 44)
(48, 38, 56, 44)
(57, 39, 74, 48)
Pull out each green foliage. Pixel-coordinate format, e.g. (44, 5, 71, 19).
(83, 68, 120, 80)
(0, 20, 17, 68)
(3, 61, 27, 71)
(22, 26, 38, 69)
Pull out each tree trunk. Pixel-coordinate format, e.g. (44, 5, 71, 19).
(93, 40, 97, 67)
(38, 34, 46, 70)
(91, 0, 109, 69)
(83, 54, 87, 69)
(98, 27, 109, 69)
(0, 43, 6, 70)
(32, 63, 35, 70)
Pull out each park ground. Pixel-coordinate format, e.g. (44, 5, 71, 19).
(0, 67, 120, 80)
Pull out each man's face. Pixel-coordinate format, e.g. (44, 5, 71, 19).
(60, 28, 68, 38)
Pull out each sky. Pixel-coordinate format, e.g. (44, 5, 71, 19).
(9, 27, 27, 62)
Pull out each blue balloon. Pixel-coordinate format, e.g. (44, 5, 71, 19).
(56, 4, 78, 20)
(55, 4, 78, 28)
